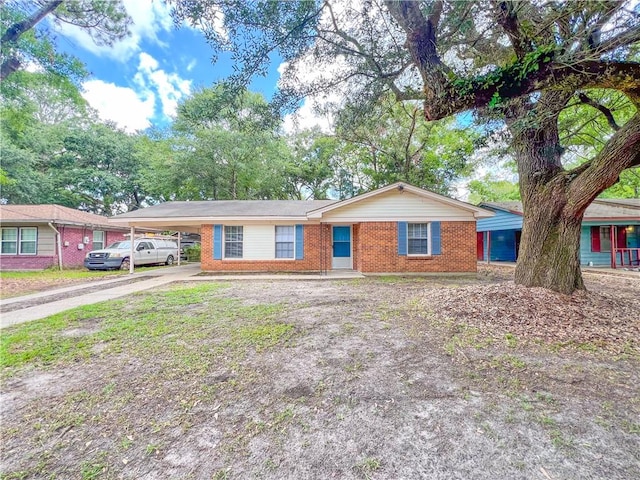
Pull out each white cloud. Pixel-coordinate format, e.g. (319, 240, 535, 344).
(185, 58, 197, 72)
(82, 80, 155, 132)
(52, 0, 174, 61)
(134, 53, 192, 118)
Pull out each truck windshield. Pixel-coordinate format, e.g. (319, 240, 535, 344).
(106, 241, 132, 249)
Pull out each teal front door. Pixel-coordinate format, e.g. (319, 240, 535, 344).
(332, 226, 351, 269)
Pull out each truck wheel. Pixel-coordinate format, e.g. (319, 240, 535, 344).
(165, 255, 174, 266)
(120, 258, 131, 271)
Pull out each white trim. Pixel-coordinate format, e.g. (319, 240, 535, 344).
(331, 225, 353, 270)
(223, 225, 244, 259)
(7, 227, 39, 256)
(308, 182, 494, 219)
(406, 222, 431, 256)
(0, 227, 18, 255)
(274, 225, 295, 260)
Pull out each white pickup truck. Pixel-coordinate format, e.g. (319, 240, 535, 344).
(84, 238, 179, 270)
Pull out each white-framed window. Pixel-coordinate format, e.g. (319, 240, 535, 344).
(19, 227, 37, 254)
(408, 223, 429, 255)
(1, 227, 37, 255)
(599, 226, 611, 252)
(1, 227, 18, 254)
(224, 226, 243, 258)
(93, 230, 105, 250)
(275, 225, 294, 259)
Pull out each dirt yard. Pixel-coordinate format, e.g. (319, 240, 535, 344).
(1, 266, 639, 479)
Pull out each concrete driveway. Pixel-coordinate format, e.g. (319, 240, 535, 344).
(0, 264, 203, 328)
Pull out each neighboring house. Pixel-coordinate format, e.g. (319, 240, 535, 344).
(476, 199, 640, 268)
(109, 183, 494, 274)
(0, 204, 133, 270)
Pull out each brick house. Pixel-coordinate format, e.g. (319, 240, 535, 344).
(110, 183, 493, 274)
(0, 204, 133, 270)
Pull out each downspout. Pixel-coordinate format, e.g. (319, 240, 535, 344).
(48, 222, 63, 270)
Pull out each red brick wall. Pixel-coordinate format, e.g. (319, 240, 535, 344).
(0, 256, 57, 270)
(59, 227, 127, 267)
(200, 221, 476, 273)
(357, 221, 477, 273)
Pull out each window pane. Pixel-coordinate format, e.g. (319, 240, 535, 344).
(20, 228, 37, 242)
(1, 241, 17, 254)
(20, 241, 36, 254)
(408, 223, 428, 254)
(275, 226, 294, 242)
(276, 242, 294, 258)
(408, 239, 428, 255)
(1, 228, 18, 255)
(408, 223, 428, 239)
(2, 228, 17, 242)
(93, 231, 104, 249)
(225, 226, 243, 258)
(19, 228, 37, 254)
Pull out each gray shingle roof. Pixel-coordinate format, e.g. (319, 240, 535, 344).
(481, 199, 640, 220)
(0, 204, 117, 228)
(112, 200, 338, 219)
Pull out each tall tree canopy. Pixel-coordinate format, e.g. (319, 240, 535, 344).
(335, 95, 479, 195)
(143, 86, 293, 201)
(171, 0, 640, 293)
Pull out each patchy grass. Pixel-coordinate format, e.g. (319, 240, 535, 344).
(1, 274, 639, 480)
(0, 282, 289, 376)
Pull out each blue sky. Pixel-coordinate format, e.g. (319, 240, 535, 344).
(50, 0, 284, 132)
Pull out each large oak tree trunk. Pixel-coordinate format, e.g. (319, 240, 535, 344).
(509, 97, 640, 294)
(508, 94, 588, 294)
(515, 190, 585, 294)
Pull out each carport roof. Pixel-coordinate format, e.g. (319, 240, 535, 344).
(111, 200, 337, 220)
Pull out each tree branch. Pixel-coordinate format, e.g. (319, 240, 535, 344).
(567, 112, 640, 214)
(577, 93, 620, 131)
(435, 60, 640, 121)
(494, 0, 531, 59)
(1, 0, 63, 44)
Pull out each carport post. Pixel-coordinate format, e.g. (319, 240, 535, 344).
(177, 232, 181, 266)
(129, 226, 135, 274)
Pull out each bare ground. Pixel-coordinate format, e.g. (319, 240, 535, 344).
(1, 266, 639, 479)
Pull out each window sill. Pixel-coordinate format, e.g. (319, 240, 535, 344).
(407, 254, 433, 260)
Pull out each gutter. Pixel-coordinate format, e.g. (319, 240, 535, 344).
(48, 222, 63, 270)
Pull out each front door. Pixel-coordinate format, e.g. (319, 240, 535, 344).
(332, 226, 352, 269)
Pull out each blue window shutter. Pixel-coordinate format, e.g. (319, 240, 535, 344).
(213, 224, 222, 260)
(295, 224, 304, 260)
(431, 221, 441, 255)
(398, 222, 407, 256)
